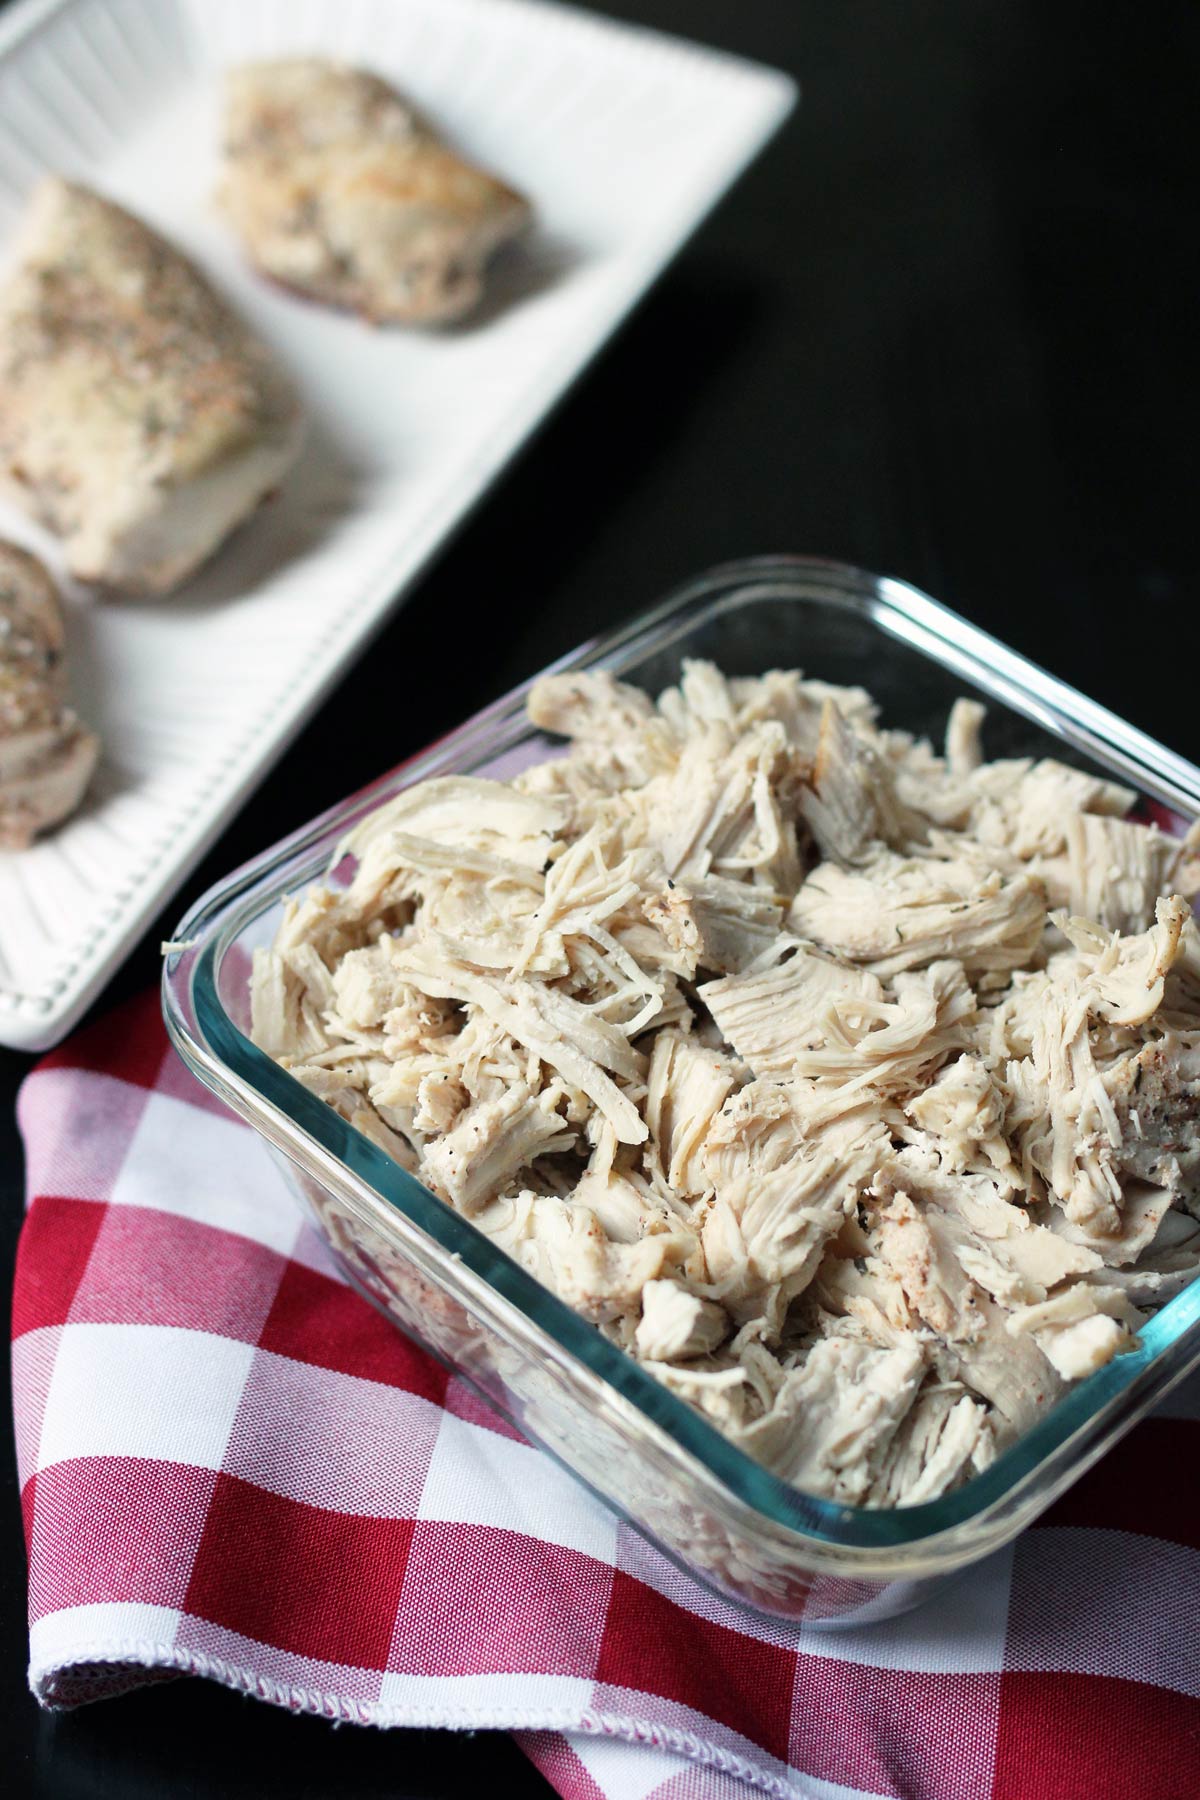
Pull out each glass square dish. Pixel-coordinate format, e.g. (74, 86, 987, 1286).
(162, 556, 1200, 1628)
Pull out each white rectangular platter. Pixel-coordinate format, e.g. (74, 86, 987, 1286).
(0, 0, 794, 1050)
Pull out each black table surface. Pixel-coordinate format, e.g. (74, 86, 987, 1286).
(3, 1, 1198, 1794)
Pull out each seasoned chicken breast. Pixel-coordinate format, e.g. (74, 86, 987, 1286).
(0, 179, 304, 595)
(0, 542, 98, 848)
(219, 59, 532, 325)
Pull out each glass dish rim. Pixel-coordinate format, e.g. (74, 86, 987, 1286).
(163, 553, 1200, 1555)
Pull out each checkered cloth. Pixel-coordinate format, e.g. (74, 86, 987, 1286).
(11, 989, 1200, 1800)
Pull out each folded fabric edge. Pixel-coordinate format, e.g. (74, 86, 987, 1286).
(29, 1640, 802, 1800)
(514, 1729, 818, 1800)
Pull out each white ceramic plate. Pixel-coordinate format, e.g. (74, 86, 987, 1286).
(0, 0, 794, 1051)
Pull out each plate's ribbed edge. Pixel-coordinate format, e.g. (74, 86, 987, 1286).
(0, 0, 200, 207)
(0, 0, 796, 1050)
(0, 0, 75, 59)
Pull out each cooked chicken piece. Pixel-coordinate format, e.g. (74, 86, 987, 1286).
(256, 660, 1200, 1509)
(1004, 1282, 1141, 1382)
(998, 901, 1193, 1237)
(1066, 813, 1193, 935)
(569, 1163, 687, 1247)
(640, 1346, 775, 1445)
(330, 947, 442, 1034)
(799, 700, 926, 865)
(473, 1189, 681, 1325)
(644, 874, 784, 976)
(990, 902, 1187, 1084)
(385, 941, 648, 1146)
(339, 775, 563, 881)
(286, 1061, 420, 1170)
(948, 1204, 1103, 1307)
(1040, 1179, 1175, 1270)
(647, 720, 804, 891)
(0, 542, 98, 847)
(0, 179, 302, 595)
(788, 960, 976, 1096)
(873, 1189, 988, 1341)
(528, 670, 658, 755)
(1163, 914, 1200, 1020)
(1107, 1034, 1200, 1210)
(644, 1029, 739, 1197)
(868, 1382, 995, 1507)
(635, 1279, 729, 1362)
(422, 1082, 576, 1214)
(788, 851, 1047, 978)
(413, 1070, 468, 1137)
(727, 667, 878, 755)
(734, 1326, 928, 1503)
(664, 660, 742, 731)
(1095, 1207, 1200, 1304)
(971, 759, 1135, 859)
(945, 698, 987, 777)
(1003, 985, 1127, 1235)
(220, 60, 531, 325)
(700, 943, 884, 1076)
(701, 1084, 891, 1320)
(877, 1146, 1100, 1294)
(513, 826, 677, 1019)
(942, 1296, 1064, 1438)
(858, 1154, 1137, 1384)
(891, 748, 1134, 852)
(903, 1055, 1017, 1182)
(1059, 894, 1188, 1027)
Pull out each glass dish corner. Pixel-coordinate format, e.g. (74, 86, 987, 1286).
(162, 556, 1200, 1624)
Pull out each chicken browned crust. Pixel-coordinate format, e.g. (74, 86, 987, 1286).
(219, 60, 532, 326)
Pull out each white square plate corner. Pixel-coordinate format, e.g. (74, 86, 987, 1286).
(0, 0, 795, 1051)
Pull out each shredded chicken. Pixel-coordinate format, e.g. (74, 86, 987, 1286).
(253, 660, 1200, 1508)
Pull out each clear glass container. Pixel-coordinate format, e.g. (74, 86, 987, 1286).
(162, 557, 1200, 1627)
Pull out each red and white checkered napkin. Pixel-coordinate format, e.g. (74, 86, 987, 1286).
(11, 990, 1200, 1800)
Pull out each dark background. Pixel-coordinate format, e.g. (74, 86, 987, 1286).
(2, 1, 1198, 1793)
